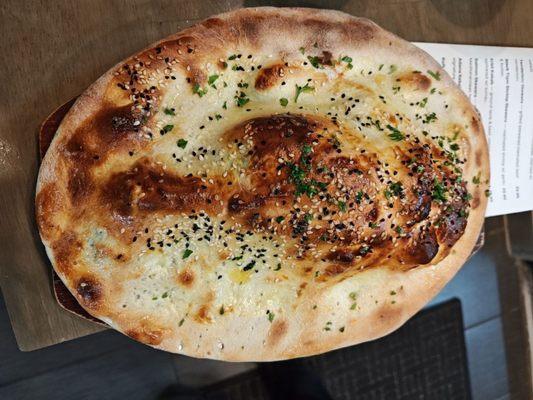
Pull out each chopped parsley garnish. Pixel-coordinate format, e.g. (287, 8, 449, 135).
(279, 97, 288, 107)
(395, 226, 404, 234)
(427, 70, 441, 80)
(222, 101, 227, 109)
(416, 165, 425, 173)
(215, 114, 222, 120)
(192, 83, 207, 97)
(386, 124, 405, 141)
(430, 87, 437, 94)
(432, 178, 447, 202)
(384, 189, 392, 200)
(162, 292, 168, 299)
(299, 46, 305, 54)
(419, 97, 428, 107)
(392, 86, 400, 94)
(355, 191, 364, 204)
(182, 249, 193, 259)
(294, 83, 314, 102)
(472, 173, 481, 185)
(275, 216, 285, 223)
(178, 318, 185, 327)
(341, 56, 353, 69)
(450, 143, 460, 151)
(267, 310, 275, 323)
(237, 81, 249, 88)
(274, 263, 282, 271)
(208, 74, 219, 88)
(423, 112, 438, 124)
(301, 144, 312, 156)
(163, 107, 175, 115)
(162, 124, 174, 133)
(378, 64, 384, 71)
(228, 54, 237, 60)
(485, 189, 492, 197)
(338, 201, 347, 212)
(235, 91, 250, 107)
(389, 182, 403, 196)
(177, 139, 188, 149)
(389, 64, 397, 74)
(307, 56, 323, 69)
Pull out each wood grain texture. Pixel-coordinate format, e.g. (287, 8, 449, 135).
(1, 0, 533, 351)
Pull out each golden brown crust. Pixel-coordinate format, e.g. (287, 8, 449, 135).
(36, 7, 489, 361)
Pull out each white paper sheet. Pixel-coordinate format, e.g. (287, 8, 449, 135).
(414, 42, 533, 217)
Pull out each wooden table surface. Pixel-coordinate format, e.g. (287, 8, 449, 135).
(1, 0, 532, 351)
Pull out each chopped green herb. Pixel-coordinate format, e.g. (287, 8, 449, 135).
(395, 226, 404, 234)
(355, 190, 364, 204)
(423, 112, 438, 123)
(417, 165, 425, 173)
(472, 173, 481, 185)
(378, 64, 384, 71)
(163, 107, 175, 115)
(237, 81, 249, 88)
(450, 143, 460, 151)
(341, 56, 352, 63)
(301, 144, 312, 156)
(390, 290, 396, 295)
(178, 318, 185, 327)
(392, 86, 401, 94)
(307, 56, 323, 69)
(432, 178, 447, 202)
(162, 124, 174, 133)
(369, 222, 379, 229)
(279, 97, 288, 107)
(427, 70, 441, 80)
(350, 303, 357, 310)
(419, 97, 428, 107)
(275, 216, 285, 223)
(177, 139, 188, 149)
(274, 263, 282, 271)
(192, 83, 207, 97)
(162, 292, 168, 299)
(389, 64, 397, 74)
(386, 124, 405, 141)
(338, 201, 347, 212)
(267, 310, 275, 322)
(222, 101, 227, 110)
(208, 74, 219, 88)
(485, 189, 492, 197)
(349, 292, 357, 300)
(228, 54, 237, 60)
(182, 249, 193, 259)
(299, 46, 305, 54)
(235, 91, 250, 107)
(389, 182, 403, 196)
(214, 114, 222, 120)
(384, 189, 392, 200)
(294, 83, 314, 102)
(430, 87, 436, 94)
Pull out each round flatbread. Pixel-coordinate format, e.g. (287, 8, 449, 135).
(36, 7, 489, 361)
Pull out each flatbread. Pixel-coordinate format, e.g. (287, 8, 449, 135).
(36, 7, 489, 361)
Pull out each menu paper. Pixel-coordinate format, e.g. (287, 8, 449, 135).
(414, 42, 533, 217)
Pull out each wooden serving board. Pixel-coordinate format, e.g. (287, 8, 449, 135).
(2, 0, 532, 352)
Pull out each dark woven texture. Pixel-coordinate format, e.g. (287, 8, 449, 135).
(204, 299, 471, 400)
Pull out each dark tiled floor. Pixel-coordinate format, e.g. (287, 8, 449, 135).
(0, 217, 511, 399)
